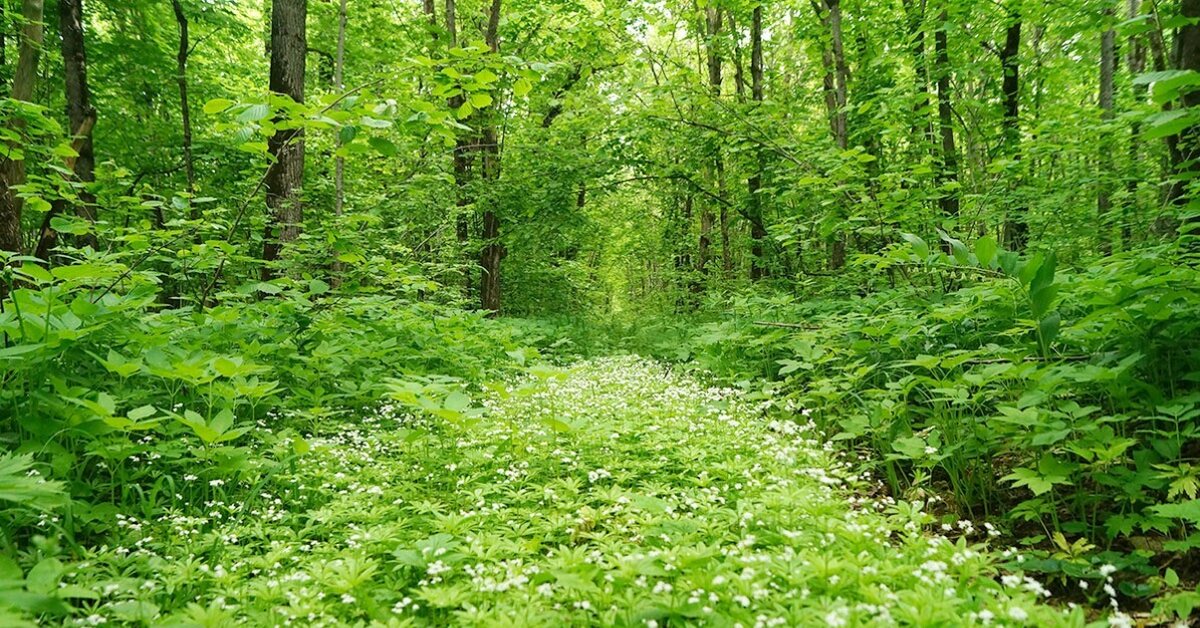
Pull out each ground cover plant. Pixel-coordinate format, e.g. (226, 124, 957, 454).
(3, 0, 1200, 625)
(22, 359, 1081, 626)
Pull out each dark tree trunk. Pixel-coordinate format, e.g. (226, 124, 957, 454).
(998, 15, 1025, 249)
(445, 0, 474, 299)
(902, 0, 933, 147)
(1174, 0, 1200, 237)
(1147, 7, 1184, 214)
(478, 0, 504, 314)
(748, 4, 768, 280)
(30, 0, 96, 258)
(0, 0, 43, 260)
(935, 9, 960, 222)
(329, 0, 347, 288)
(261, 0, 307, 279)
(697, 4, 723, 280)
(813, 0, 849, 268)
(1, 1, 7, 87)
(1098, 10, 1116, 254)
(172, 0, 196, 201)
(1125, 0, 1145, 245)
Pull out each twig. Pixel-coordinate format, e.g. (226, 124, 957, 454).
(753, 321, 820, 330)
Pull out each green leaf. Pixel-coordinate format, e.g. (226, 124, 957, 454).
(469, 92, 494, 109)
(369, 137, 398, 156)
(237, 103, 271, 123)
(1151, 499, 1200, 524)
(444, 391, 471, 412)
(203, 98, 236, 114)
(514, 78, 533, 97)
(899, 232, 930, 259)
(974, 236, 998, 268)
(1143, 110, 1195, 140)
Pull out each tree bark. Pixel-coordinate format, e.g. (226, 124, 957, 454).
(1, 2, 7, 89)
(333, 0, 347, 217)
(329, 0, 347, 287)
(902, 0, 933, 147)
(0, 0, 44, 259)
(934, 9, 960, 222)
(1098, 10, 1116, 254)
(697, 4, 722, 279)
(261, 0, 307, 279)
(813, 0, 849, 268)
(998, 14, 1025, 249)
(478, 0, 504, 314)
(748, 4, 768, 280)
(1125, 0, 1145, 245)
(172, 0, 196, 201)
(1174, 0, 1200, 237)
(445, 0, 474, 299)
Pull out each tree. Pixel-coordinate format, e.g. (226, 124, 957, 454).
(934, 6, 960, 222)
(479, 0, 504, 313)
(261, 0, 308, 279)
(812, 0, 849, 268)
(1176, 0, 1200, 236)
(748, 2, 768, 280)
(172, 0, 196, 200)
(995, 7, 1023, 248)
(1098, 6, 1116, 254)
(0, 0, 44, 258)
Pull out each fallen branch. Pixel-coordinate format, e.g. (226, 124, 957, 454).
(753, 321, 820, 330)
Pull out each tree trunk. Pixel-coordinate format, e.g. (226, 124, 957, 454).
(902, 0, 933, 147)
(998, 15, 1025, 249)
(329, 0, 347, 287)
(1146, 6, 1184, 214)
(1, 2, 6, 79)
(1098, 10, 1116, 254)
(260, 0, 307, 279)
(1125, 0, 1145, 245)
(813, 0, 848, 268)
(934, 9, 960, 222)
(0, 0, 44, 260)
(478, 0, 504, 314)
(697, 4, 722, 280)
(1174, 0, 1200, 237)
(172, 0, 196, 202)
(445, 0, 474, 299)
(333, 0, 346, 217)
(748, 4, 768, 280)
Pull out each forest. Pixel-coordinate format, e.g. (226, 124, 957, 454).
(1, 0, 1199, 625)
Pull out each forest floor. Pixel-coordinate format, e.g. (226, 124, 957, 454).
(71, 357, 1083, 626)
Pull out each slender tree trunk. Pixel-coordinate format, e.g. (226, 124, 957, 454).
(445, 0, 473, 299)
(423, 0, 435, 27)
(1146, 6, 1184, 214)
(478, 0, 504, 314)
(813, 0, 849, 268)
(1098, 9, 1116, 254)
(934, 9, 960, 222)
(172, 0, 196, 202)
(328, 0, 347, 287)
(825, 0, 849, 150)
(28, 0, 97, 258)
(1125, 0, 1145, 245)
(998, 14, 1025, 248)
(333, 0, 346, 217)
(902, 0, 933, 147)
(748, 4, 768, 280)
(1174, 0, 1200, 237)
(1, 2, 8, 90)
(0, 0, 43, 260)
(696, 4, 722, 280)
(261, 0, 307, 279)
